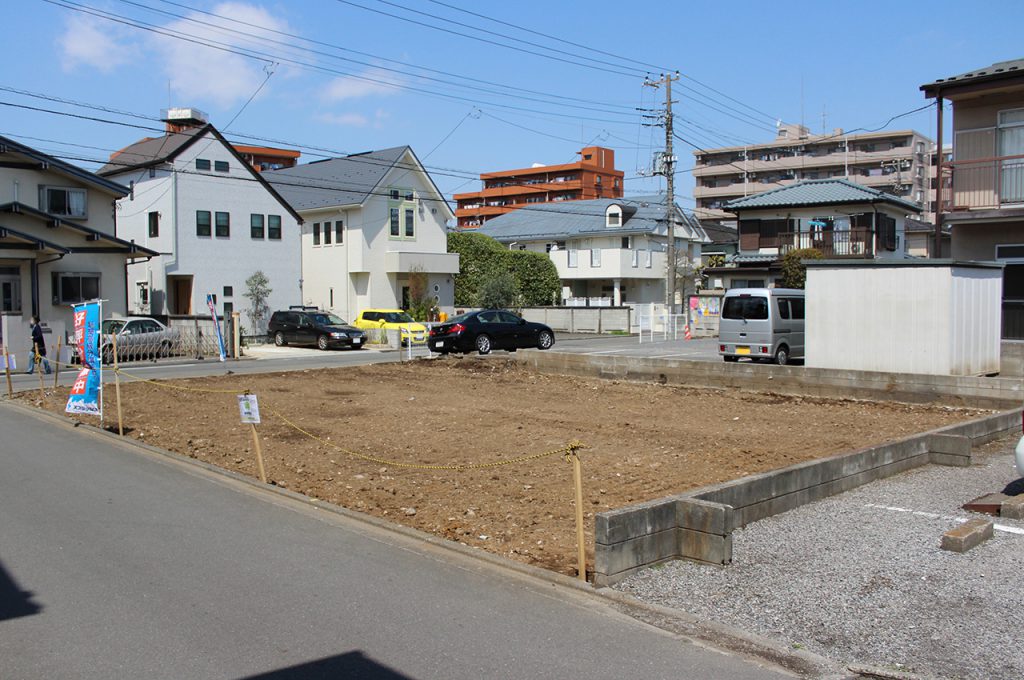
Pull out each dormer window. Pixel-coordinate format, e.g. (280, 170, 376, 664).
(606, 204, 623, 228)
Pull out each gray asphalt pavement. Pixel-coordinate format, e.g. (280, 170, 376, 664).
(0, 403, 794, 680)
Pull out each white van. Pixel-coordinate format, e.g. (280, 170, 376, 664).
(718, 288, 805, 365)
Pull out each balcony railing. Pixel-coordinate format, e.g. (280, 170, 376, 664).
(779, 229, 875, 257)
(939, 153, 1024, 212)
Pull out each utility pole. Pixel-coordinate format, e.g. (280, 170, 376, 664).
(644, 72, 680, 310)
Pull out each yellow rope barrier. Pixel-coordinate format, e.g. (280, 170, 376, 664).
(104, 365, 588, 471)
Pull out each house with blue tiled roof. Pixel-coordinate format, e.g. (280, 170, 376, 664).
(707, 178, 920, 289)
(476, 194, 708, 306)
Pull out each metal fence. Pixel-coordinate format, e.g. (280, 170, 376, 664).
(102, 325, 227, 365)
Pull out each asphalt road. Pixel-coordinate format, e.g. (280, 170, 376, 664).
(0, 404, 794, 680)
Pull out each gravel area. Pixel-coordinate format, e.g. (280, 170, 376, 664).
(616, 434, 1024, 680)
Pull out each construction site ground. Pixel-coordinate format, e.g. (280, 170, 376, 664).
(22, 358, 987, 576)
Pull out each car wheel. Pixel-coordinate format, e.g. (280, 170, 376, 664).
(723, 355, 738, 363)
(274, 331, 286, 347)
(317, 335, 330, 351)
(537, 330, 554, 350)
(774, 345, 789, 366)
(475, 334, 492, 355)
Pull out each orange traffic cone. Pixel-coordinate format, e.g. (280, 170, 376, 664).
(684, 325, 692, 341)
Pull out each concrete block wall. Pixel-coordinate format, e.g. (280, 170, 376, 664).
(519, 307, 631, 334)
(592, 409, 1019, 586)
(517, 350, 1024, 410)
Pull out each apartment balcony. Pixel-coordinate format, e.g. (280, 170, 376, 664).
(774, 229, 877, 258)
(693, 146, 920, 178)
(549, 248, 666, 280)
(939, 154, 1024, 214)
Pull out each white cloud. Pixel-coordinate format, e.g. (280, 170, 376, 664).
(315, 112, 369, 127)
(150, 2, 297, 109)
(58, 13, 137, 73)
(323, 69, 404, 102)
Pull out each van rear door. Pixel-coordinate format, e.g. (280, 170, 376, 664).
(721, 293, 772, 356)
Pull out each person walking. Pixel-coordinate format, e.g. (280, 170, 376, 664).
(26, 315, 52, 375)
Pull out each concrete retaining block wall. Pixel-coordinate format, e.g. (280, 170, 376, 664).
(592, 409, 1019, 586)
(514, 350, 1023, 584)
(517, 351, 1024, 409)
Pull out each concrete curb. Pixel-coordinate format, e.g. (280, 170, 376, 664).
(4, 397, 844, 678)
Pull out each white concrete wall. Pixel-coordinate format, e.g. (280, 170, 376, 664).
(806, 264, 1002, 375)
(108, 130, 302, 329)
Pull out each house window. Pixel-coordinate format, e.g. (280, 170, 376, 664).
(591, 249, 602, 267)
(224, 301, 234, 316)
(621, 236, 632, 249)
(223, 286, 233, 297)
(196, 210, 211, 237)
(52, 272, 100, 304)
(148, 211, 159, 238)
(389, 189, 400, 200)
(567, 249, 578, 268)
(335, 220, 343, 244)
(323, 220, 332, 245)
(877, 215, 897, 251)
(250, 214, 265, 239)
(268, 215, 281, 240)
(40, 186, 87, 218)
(215, 211, 230, 238)
(405, 191, 414, 201)
(313, 222, 321, 246)
(405, 208, 415, 238)
(390, 208, 400, 237)
(214, 160, 229, 173)
(196, 159, 211, 171)
(148, 167, 156, 178)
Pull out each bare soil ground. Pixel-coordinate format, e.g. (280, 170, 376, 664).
(22, 358, 987, 576)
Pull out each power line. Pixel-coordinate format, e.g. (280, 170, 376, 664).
(47, 0, 643, 125)
(334, 0, 642, 79)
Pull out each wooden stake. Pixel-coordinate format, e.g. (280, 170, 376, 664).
(3, 346, 12, 399)
(112, 333, 124, 436)
(250, 423, 267, 483)
(53, 337, 62, 389)
(36, 347, 45, 401)
(570, 449, 587, 582)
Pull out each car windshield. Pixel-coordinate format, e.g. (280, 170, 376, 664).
(383, 312, 415, 323)
(102, 319, 126, 334)
(312, 313, 347, 326)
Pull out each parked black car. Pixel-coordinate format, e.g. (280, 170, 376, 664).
(267, 309, 366, 350)
(428, 309, 555, 355)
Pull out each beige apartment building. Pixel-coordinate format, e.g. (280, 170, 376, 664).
(693, 124, 936, 223)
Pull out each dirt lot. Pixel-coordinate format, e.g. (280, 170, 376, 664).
(23, 359, 987, 577)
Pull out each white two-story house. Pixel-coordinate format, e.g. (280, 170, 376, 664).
(97, 109, 303, 330)
(476, 195, 708, 306)
(0, 134, 157, 356)
(265, 146, 459, 319)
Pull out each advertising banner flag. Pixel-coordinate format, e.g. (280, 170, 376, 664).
(65, 300, 102, 416)
(207, 294, 227, 362)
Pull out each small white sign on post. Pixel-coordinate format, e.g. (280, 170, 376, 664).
(1, 353, 15, 371)
(238, 394, 261, 424)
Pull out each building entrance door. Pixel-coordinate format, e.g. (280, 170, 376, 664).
(169, 276, 193, 315)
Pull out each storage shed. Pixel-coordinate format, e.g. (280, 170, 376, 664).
(805, 260, 1003, 376)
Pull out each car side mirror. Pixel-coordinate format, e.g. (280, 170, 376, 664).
(122, 330, 132, 335)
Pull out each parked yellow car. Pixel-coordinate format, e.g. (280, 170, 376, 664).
(354, 309, 428, 345)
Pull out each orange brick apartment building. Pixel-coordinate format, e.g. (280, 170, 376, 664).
(454, 146, 624, 228)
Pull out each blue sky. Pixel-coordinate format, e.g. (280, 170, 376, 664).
(4, 0, 1023, 214)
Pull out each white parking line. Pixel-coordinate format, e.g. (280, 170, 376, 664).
(864, 503, 1024, 535)
(584, 349, 635, 355)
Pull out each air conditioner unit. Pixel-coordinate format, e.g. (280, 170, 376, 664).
(850, 242, 865, 255)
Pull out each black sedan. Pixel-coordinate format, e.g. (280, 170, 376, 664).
(428, 309, 555, 355)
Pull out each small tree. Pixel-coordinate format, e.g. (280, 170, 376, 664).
(476, 270, 519, 310)
(447, 230, 507, 306)
(780, 248, 824, 289)
(243, 270, 272, 333)
(507, 250, 560, 306)
(406, 266, 435, 321)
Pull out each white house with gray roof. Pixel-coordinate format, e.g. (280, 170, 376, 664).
(98, 115, 303, 329)
(708, 178, 920, 289)
(265, 146, 458, 319)
(476, 195, 708, 306)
